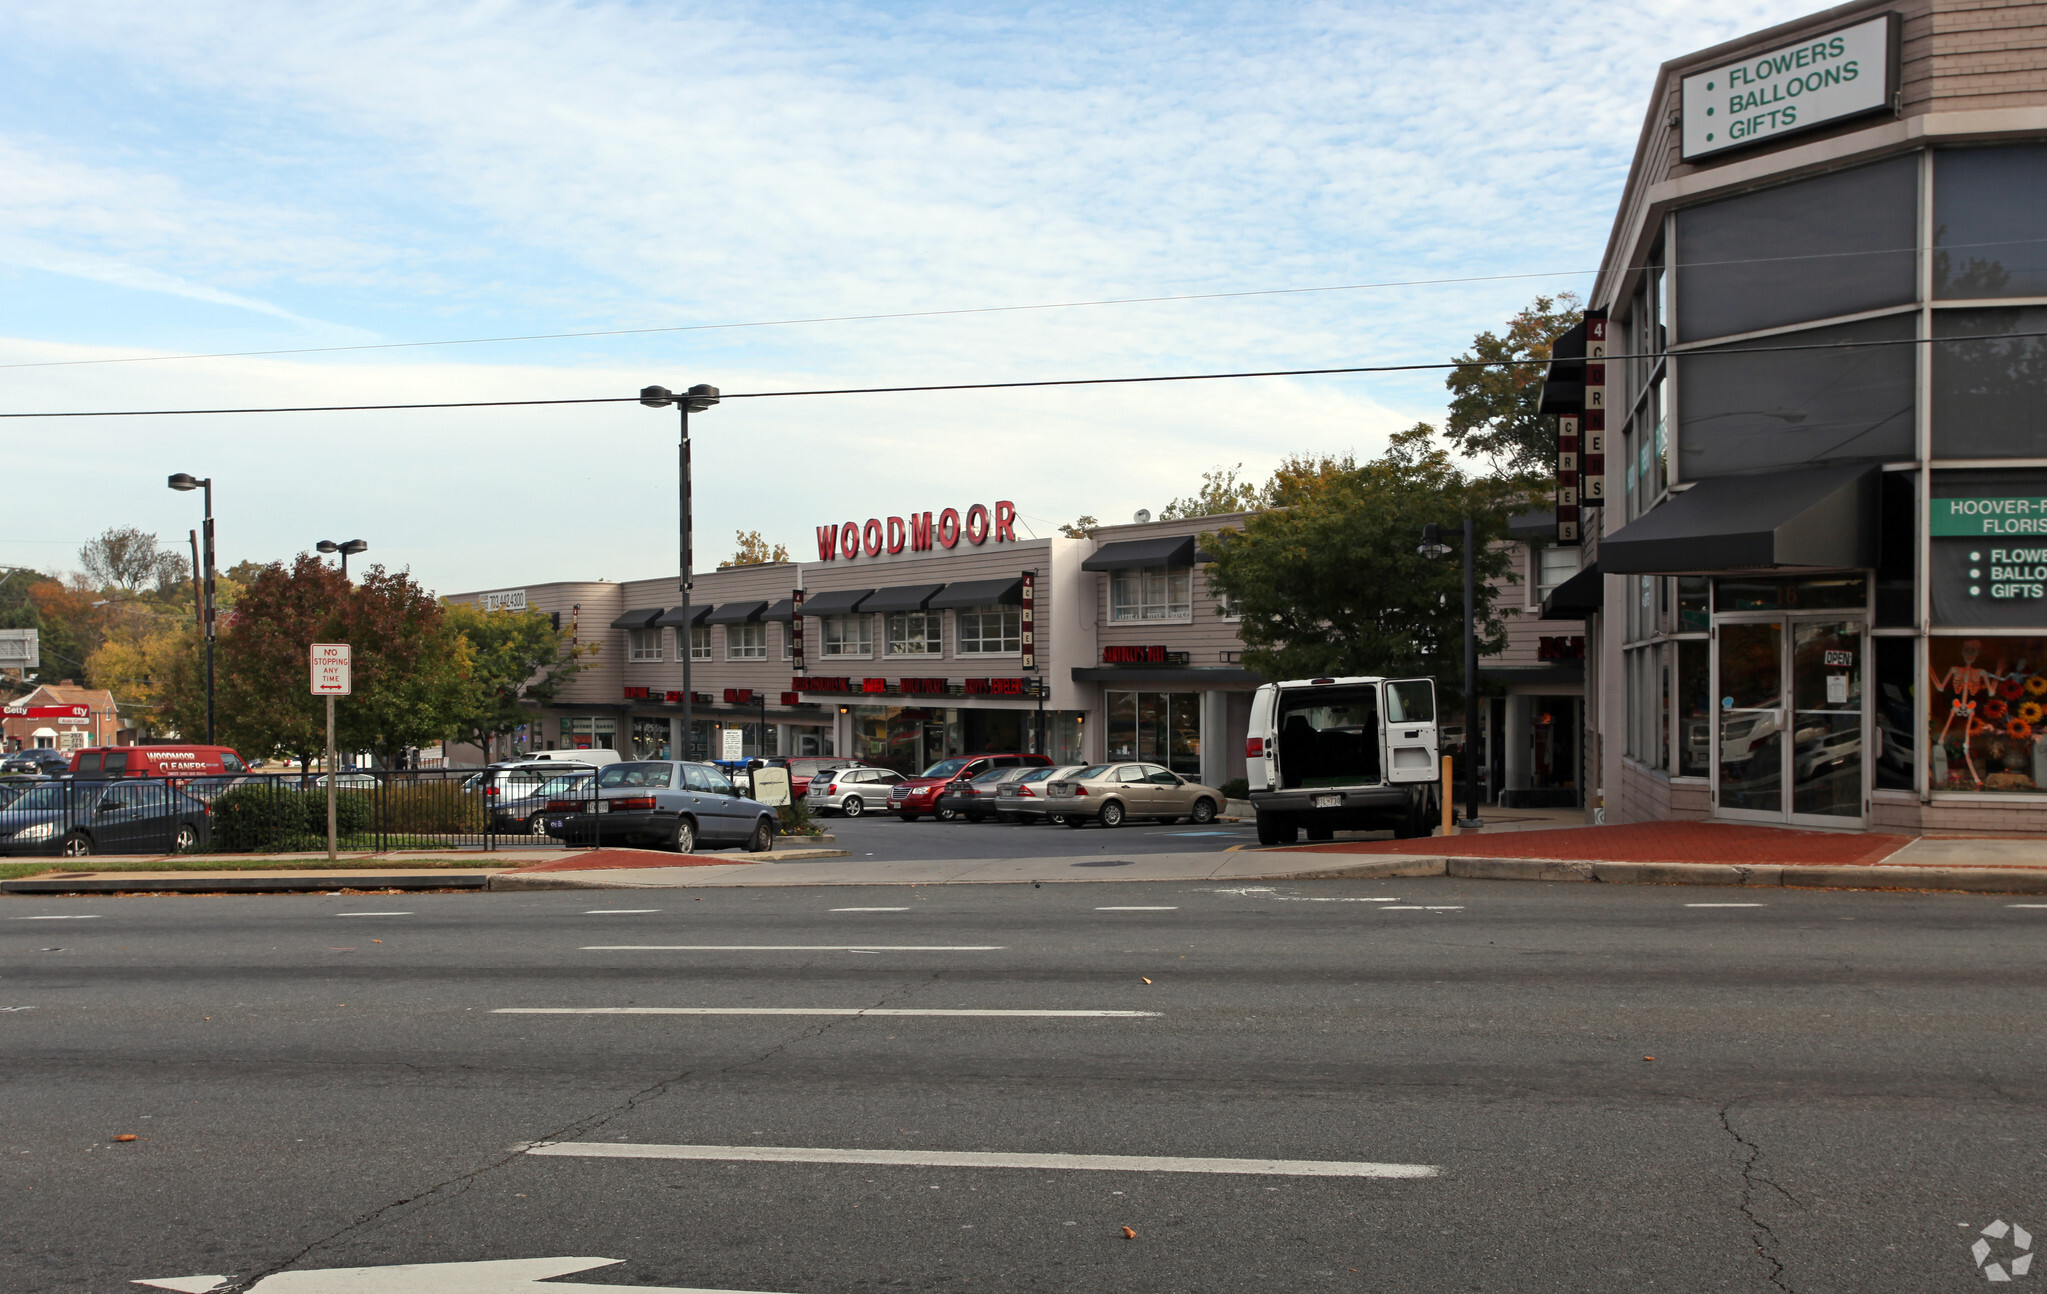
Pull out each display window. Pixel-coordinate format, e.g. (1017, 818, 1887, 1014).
(1927, 636, 2047, 793)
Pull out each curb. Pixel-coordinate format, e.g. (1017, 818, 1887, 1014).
(1, 872, 496, 895)
(1254, 854, 2047, 895)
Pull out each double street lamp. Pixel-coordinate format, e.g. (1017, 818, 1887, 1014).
(166, 473, 216, 744)
(317, 539, 369, 580)
(639, 383, 720, 759)
(1419, 519, 1482, 831)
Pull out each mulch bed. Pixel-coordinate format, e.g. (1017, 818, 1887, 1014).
(1278, 821, 1913, 867)
(511, 849, 761, 873)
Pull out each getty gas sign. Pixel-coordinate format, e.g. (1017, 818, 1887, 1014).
(816, 501, 1020, 560)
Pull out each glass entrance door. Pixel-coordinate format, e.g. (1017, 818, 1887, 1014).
(1713, 618, 1866, 825)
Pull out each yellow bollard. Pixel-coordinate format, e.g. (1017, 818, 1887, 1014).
(1441, 754, 1455, 837)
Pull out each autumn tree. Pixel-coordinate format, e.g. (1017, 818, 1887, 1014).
(1442, 292, 1582, 475)
(1057, 515, 1100, 538)
(1201, 425, 1522, 704)
(442, 601, 586, 761)
(79, 527, 189, 592)
(720, 530, 790, 568)
(1159, 465, 1265, 520)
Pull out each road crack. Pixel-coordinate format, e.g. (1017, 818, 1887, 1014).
(1721, 1098, 1794, 1293)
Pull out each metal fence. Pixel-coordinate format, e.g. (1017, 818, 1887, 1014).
(0, 768, 582, 858)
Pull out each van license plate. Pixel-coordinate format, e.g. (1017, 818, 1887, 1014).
(1311, 794, 1341, 809)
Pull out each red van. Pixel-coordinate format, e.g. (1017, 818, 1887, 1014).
(69, 746, 250, 779)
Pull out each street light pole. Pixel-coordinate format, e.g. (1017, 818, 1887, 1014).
(1419, 518, 1483, 831)
(168, 474, 216, 744)
(640, 384, 720, 760)
(317, 540, 369, 581)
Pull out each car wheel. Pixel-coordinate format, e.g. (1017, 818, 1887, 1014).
(61, 832, 93, 858)
(896, 813, 920, 823)
(1255, 813, 1296, 846)
(1098, 800, 1125, 829)
(527, 813, 551, 835)
(1046, 813, 1067, 826)
(1063, 813, 1086, 828)
(744, 817, 774, 853)
(1189, 798, 1218, 825)
(935, 806, 958, 822)
(841, 796, 865, 818)
(172, 823, 199, 853)
(670, 816, 698, 854)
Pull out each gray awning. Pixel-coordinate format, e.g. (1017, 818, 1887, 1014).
(799, 588, 873, 615)
(609, 608, 663, 629)
(1540, 563, 1602, 620)
(1600, 463, 1882, 574)
(861, 584, 946, 614)
(1081, 535, 1196, 571)
(704, 600, 768, 625)
(760, 598, 796, 623)
(926, 577, 1023, 609)
(651, 604, 709, 628)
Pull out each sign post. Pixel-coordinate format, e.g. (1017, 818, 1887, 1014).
(311, 644, 352, 860)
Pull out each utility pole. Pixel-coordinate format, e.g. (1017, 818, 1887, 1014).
(641, 384, 720, 759)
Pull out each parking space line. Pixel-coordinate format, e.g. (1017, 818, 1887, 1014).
(830, 907, 910, 912)
(15, 915, 103, 920)
(581, 945, 1005, 952)
(2008, 904, 2047, 909)
(1097, 906, 1178, 911)
(335, 912, 413, 917)
(1685, 903, 1766, 908)
(528, 1141, 1438, 1179)
(1381, 906, 1463, 911)
(494, 1008, 1157, 1017)
(584, 909, 662, 914)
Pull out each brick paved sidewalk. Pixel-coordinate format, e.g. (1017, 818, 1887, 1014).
(1277, 821, 1913, 866)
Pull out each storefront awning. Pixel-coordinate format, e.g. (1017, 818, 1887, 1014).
(609, 608, 663, 629)
(1540, 563, 1603, 620)
(927, 577, 1023, 609)
(760, 598, 796, 623)
(861, 584, 946, 614)
(1599, 463, 1882, 574)
(704, 600, 768, 625)
(1081, 535, 1196, 571)
(1537, 320, 1586, 414)
(1508, 510, 1557, 542)
(800, 588, 873, 615)
(651, 604, 709, 628)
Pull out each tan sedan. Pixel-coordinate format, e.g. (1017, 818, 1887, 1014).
(1044, 762, 1224, 828)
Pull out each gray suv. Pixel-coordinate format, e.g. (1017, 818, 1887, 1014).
(804, 766, 907, 817)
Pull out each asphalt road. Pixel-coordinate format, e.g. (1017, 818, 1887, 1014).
(816, 811, 1261, 859)
(5, 879, 2046, 1293)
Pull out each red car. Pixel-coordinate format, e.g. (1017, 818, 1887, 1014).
(887, 753, 1054, 822)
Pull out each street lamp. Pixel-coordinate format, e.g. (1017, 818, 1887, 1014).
(1419, 519, 1481, 830)
(639, 383, 720, 760)
(167, 473, 216, 744)
(316, 539, 369, 580)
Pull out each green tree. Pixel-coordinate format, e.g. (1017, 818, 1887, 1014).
(1443, 292, 1582, 475)
(719, 529, 790, 567)
(1159, 464, 1264, 519)
(1201, 425, 1522, 705)
(443, 601, 587, 761)
(1057, 515, 1100, 538)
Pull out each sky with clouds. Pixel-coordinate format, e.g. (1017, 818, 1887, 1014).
(0, 0, 1821, 596)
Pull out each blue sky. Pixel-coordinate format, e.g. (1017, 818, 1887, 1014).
(0, 0, 1819, 594)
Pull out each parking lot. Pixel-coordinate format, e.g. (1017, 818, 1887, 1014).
(812, 808, 1263, 861)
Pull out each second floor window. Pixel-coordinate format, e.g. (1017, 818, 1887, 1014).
(887, 611, 941, 655)
(1112, 566, 1191, 621)
(690, 625, 711, 660)
(628, 628, 663, 662)
(1536, 546, 1582, 601)
(726, 622, 767, 659)
(821, 614, 873, 657)
(956, 605, 1020, 654)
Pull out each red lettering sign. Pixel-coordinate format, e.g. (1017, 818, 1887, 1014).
(816, 526, 839, 560)
(791, 676, 851, 693)
(810, 505, 1022, 558)
(937, 508, 961, 548)
(964, 678, 1028, 696)
(723, 688, 754, 704)
(886, 516, 906, 554)
(780, 691, 801, 706)
(840, 521, 860, 556)
(862, 677, 888, 693)
(623, 686, 651, 700)
(1102, 644, 1168, 664)
(911, 512, 933, 551)
(994, 501, 1016, 542)
(862, 518, 883, 557)
(899, 677, 948, 695)
(965, 504, 990, 545)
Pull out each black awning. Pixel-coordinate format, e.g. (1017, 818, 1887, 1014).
(760, 598, 796, 623)
(704, 600, 768, 625)
(1537, 320, 1587, 415)
(1600, 463, 1882, 575)
(1540, 563, 1603, 620)
(800, 588, 873, 615)
(1508, 510, 1557, 542)
(926, 577, 1023, 609)
(861, 584, 946, 614)
(1081, 535, 1196, 571)
(609, 607, 663, 629)
(651, 604, 709, 628)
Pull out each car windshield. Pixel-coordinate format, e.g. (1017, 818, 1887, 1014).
(599, 762, 673, 788)
(1069, 765, 1112, 780)
(920, 758, 970, 779)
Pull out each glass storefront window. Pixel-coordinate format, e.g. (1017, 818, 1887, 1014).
(1932, 307, 2047, 459)
(1714, 576, 1868, 613)
(956, 605, 1021, 654)
(1930, 470, 2047, 627)
(1934, 145, 2047, 299)
(1104, 691, 1201, 775)
(559, 716, 619, 752)
(1678, 639, 1710, 776)
(1874, 637, 1915, 791)
(1928, 636, 2047, 793)
(631, 717, 671, 759)
(1677, 577, 1710, 632)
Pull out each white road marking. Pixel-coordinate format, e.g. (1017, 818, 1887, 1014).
(584, 909, 661, 914)
(135, 1256, 789, 1293)
(830, 907, 910, 912)
(1381, 906, 1463, 911)
(16, 914, 103, 920)
(2007, 904, 2047, 908)
(335, 912, 413, 917)
(581, 945, 1005, 952)
(0, 1006, 36, 1011)
(1206, 889, 1401, 903)
(1096, 906, 1178, 911)
(495, 1008, 1158, 1018)
(1685, 903, 1766, 908)
(529, 1141, 1437, 1179)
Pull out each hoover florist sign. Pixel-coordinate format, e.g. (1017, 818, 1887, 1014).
(1680, 14, 1897, 161)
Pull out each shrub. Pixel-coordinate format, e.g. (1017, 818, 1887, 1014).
(777, 798, 816, 835)
(375, 781, 488, 834)
(1220, 778, 1250, 801)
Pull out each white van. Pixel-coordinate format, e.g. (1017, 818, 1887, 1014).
(1244, 675, 1440, 845)
(523, 748, 622, 766)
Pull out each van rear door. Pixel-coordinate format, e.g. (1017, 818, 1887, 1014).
(1382, 679, 1439, 783)
(1246, 686, 1277, 791)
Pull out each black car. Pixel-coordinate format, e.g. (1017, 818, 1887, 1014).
(935, 766, 1033, 823)
(0, 779, 213, 857)
(1, 749, 70, 777)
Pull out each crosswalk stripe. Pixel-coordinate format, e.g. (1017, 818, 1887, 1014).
(528, 1141, 1437, 1178)
(494, 1008, 1156, 1017)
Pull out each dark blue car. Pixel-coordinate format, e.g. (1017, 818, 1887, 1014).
(0, 779, 213, 857)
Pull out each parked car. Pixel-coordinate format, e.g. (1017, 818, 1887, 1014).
(937, 766, 1036, 822)
(71, 745, 250, 779)
(522, 748, 622, 766)
(1044, 762, 1225, 829)
(785, 756, 871, 798)
(887, 753, 1055, 822)
(804, 766, 907, 817)
(996, 764, 1088, 824)
(543, 759, 779, 853)
(313, 772, 383, 792)
(1245, 675, 1440, 844)
(1, 749, 70, 777)
(464, 759, 602, 831)
(0, 778, 212, 857)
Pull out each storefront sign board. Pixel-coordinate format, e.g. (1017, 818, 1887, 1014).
(1932, 498, 2047, 536)
(1681, 14, 1897, 162)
